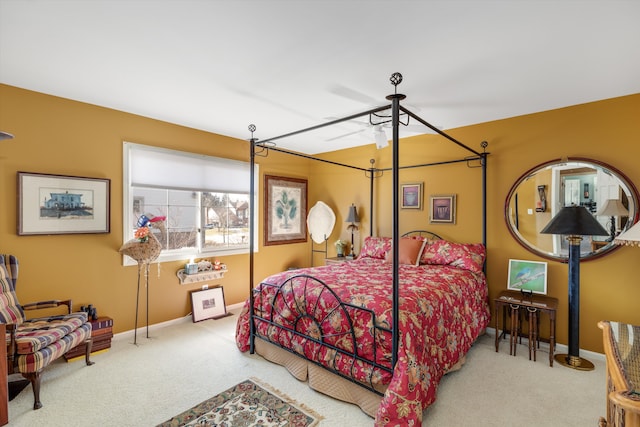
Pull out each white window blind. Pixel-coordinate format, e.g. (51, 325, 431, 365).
(128, 143, 251, 193)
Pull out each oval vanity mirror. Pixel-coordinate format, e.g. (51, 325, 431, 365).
(505, 157, 640, 261)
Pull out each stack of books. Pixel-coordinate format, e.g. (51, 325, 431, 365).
(64, 316, 114, 361)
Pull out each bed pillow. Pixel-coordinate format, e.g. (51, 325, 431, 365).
(420, 240, 486, 273)
(384, 237, 428, 266)
(359, 236, 392, 259)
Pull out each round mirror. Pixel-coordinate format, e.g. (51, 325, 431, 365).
(505, 157, 640, 261)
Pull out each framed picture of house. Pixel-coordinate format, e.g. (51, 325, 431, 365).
(401, 182, 423, 209)
(17, 171, 111, 235)
(507, 259, 548, 294)
(429, 194, 456, 224)
(264, 175, 307, 245)
(190, 286, 227, 322)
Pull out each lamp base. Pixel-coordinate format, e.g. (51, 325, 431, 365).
(554, 353, 595, 371)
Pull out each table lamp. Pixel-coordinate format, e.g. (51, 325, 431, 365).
(614, 219, 640, 247)
(345, 204, 360, 259)
(596, 199, 629, 241)
(541, 205, 608, 370)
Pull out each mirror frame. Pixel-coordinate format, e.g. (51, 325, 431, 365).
(505, 157, 640, 262)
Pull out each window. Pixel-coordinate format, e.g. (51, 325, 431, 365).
(123, 142, 257, 264)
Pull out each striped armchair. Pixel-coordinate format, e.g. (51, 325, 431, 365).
(1, 254, 94, 410)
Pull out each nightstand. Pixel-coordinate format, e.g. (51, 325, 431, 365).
(64, 316, 113, 361)
(325, 256, 352, 266)
(494, 290, 558, 366)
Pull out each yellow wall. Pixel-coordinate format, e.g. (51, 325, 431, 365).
(2, 83, 639, 354)
(309, 94, 640, 354)
(0, 84, 310, 333)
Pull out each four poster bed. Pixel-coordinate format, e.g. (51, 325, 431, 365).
(235, 74, 490, 426)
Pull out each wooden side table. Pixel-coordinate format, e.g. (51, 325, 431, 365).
(494, 290, 558, 366)
(64, 316, 114, 361)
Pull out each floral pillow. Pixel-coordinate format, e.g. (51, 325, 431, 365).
(359, 236, 392, 259)
(384, 237, 427, 266)
(420, 240, 486, 273)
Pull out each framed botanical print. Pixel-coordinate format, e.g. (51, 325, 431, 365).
(264, 175, 307, 245)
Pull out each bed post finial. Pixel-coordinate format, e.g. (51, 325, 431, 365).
(390, 73, 403, 92)
(248, 124, 257, 141)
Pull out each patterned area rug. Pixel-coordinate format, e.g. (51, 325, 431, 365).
(157, 378, 322, 427)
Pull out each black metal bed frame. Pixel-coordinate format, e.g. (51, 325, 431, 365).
(246, 73, 488, 394)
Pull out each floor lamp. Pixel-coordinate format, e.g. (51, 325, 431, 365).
(541, 205, 608, 370)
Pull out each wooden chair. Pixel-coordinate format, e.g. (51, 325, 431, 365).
(1, 254, 94, 410)
(598, 320, 640, 427)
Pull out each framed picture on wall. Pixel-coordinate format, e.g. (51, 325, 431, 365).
(17, 171, 111, 235)
(429, 194, 456, 224)
(264, 175, 307, 245)
(507, 259, 548, 294)
(401, 182, 423, 209)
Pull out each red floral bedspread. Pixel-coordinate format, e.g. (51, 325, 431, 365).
(236, 257, 490, 426)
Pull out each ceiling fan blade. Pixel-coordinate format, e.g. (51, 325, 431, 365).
(328, 84, 381, 105)
(325, 128, 368, 142)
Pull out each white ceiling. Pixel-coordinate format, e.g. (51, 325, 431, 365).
(1, 1, 639, 155)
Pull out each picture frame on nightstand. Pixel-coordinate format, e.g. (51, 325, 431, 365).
(507, 259, 548, 294)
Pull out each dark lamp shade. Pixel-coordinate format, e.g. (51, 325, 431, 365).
(540, 206, 608, 236)
(346, 204, 359, 223)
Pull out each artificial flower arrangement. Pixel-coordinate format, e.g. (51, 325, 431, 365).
(134, 226, 150, 242)
(133, 213, 167, 243)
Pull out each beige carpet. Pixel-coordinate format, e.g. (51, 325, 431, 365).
(7, 307, 605, 426)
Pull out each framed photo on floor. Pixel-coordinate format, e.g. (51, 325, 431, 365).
(190, 286, 227, 322)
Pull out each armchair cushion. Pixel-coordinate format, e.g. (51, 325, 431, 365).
(0, 267, 25, 324)
(16, 312, 89, 354)
(16, 321, 91, 374)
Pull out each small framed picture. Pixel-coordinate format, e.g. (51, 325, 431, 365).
(401, 183, 423, 209)
(507, 259, 548, 294)
(429, 194, 456, 223)
(190, 286, 227, 322)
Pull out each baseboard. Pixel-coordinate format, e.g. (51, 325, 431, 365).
(112, 302, 245, 342)
(485, 327, 605, 362)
